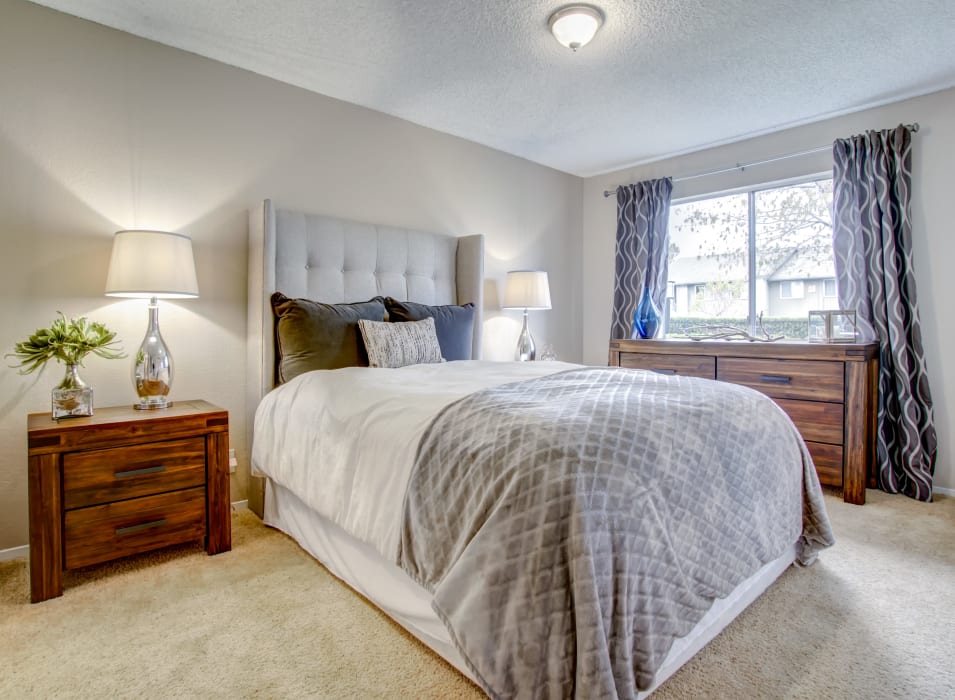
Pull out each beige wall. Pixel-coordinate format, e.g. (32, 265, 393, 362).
(583, 87, 955, 494)
(0, 1, 583, 550)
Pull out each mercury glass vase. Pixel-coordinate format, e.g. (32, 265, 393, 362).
(133, 297, 173, 409)
(632, 286, 661, 339)
(52, 363, 93, 420)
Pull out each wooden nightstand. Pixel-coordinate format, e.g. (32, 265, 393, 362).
(27, 399, 231, 603)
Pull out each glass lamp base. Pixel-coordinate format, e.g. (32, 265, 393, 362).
(133, 297, 174, 411)
(515, 309, 537, 361)
(134, 398, 173, 410)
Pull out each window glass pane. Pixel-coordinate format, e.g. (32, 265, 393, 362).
(754, 179, 835, 338)
(667, 193, 749, 337)
(663, 178, 834, 339)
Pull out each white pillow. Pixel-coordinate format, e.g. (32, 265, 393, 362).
(358, 317, 445, 368)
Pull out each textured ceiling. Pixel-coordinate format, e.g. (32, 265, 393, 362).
(29, 0, 955, 176)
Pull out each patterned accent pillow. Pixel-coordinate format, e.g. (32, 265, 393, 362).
(357, 317, 445, 368)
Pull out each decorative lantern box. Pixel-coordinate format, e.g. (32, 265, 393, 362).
(808, 309, 858, 343)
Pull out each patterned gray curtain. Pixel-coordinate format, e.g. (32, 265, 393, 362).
(832, 124, 937, 500)
(609, 178, 673, 340)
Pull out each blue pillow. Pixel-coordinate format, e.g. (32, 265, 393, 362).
(384, 298, 475, 361)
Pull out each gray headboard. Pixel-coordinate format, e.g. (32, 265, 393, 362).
(245, 200, 484, 514)
(247, 198, 484, 409)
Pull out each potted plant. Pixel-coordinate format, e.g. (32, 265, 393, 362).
(7, 312, 126, 419)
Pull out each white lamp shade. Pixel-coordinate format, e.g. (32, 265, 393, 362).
(503, 270, 552, 310)
(104, 230, 199, 298)
(549, 6, 603, 50)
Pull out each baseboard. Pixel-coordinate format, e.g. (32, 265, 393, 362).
(231, 499, 249, 510)
(933, 486, 955, 498)
(0, 545, 29, 563)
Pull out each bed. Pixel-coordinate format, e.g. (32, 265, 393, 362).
(247, 200, 834, 698)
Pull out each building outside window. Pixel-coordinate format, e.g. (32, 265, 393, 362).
(779, 280, 805, 299)
(666, 177, 836, 339)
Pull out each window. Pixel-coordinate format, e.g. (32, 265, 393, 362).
(779, 281, 805, 299)
(667, 178, 834, 339)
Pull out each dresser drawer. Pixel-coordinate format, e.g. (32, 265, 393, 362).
(64, 487, 206, 569)
(717, 357, 844, 402)
(774, 399, 844, 445)
(805, 442, 843, 487)
(618, 352, 716, 379)
(63, 437, 206, 509)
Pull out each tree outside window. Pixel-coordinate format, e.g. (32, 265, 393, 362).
(666, 178, 835, 339)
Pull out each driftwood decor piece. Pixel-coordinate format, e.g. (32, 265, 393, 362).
(684, 312, 784, 342)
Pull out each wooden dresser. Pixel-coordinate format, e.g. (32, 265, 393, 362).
(609, 339, 879, 505)
(27, 400, 232, 603)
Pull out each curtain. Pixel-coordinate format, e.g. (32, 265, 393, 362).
(832, 124, 937, 500)
(609, 178, 673, 340)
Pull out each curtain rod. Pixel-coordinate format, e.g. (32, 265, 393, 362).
(602, 122, 920, 197)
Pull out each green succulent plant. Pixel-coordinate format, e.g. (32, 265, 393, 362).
(7, 312, 126, 374)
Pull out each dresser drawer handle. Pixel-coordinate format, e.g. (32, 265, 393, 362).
(115, 519, 167, 536)
(759, 374, 792, 384)
(114, 465, 166, 479)
(653, 369, 677, 375)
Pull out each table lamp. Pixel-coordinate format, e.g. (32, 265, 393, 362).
(105, 230, 199, 409)
(502, 270, 551, 361)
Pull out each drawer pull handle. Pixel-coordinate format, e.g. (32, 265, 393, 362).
(759, 374, 792, 384)
(114, 465, 166, 479)
(116, 519, 167, 536)
(653, 369, 677, 375)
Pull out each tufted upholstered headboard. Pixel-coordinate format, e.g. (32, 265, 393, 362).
(247, 199, 484, 405)
(245, 200, 484, 514)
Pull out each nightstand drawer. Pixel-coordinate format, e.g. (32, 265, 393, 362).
(717, 357, 844, 402)
(774, 399, 844, 445)
(618, 352, 716, 379)
(64, 487, 206, 569)
(63, 437, 206, 509)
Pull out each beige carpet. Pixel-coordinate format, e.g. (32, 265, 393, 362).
(2, 490, 953, 699)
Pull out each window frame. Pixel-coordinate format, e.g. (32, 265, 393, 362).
(669, 172, 832, 334)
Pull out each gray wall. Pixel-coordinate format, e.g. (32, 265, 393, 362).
(0, 1, 584, 550)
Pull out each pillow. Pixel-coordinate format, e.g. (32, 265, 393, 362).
(383, 298, 475, 361)
(271, 292, 385, 382)
(357, 317, 445, 368)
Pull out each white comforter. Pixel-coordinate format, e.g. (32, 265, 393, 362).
(252, 360, 581, 558)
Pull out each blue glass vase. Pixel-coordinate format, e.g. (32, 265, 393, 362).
(632, 286, 661, 339)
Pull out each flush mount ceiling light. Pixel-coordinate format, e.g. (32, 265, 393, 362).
(548, 5, 604, 51)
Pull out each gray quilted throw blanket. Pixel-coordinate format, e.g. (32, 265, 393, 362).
(397, 367, 834, 699)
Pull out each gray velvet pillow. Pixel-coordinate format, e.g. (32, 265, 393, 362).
(384, 298, 475, 361)
(271, 292, 385, 383)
